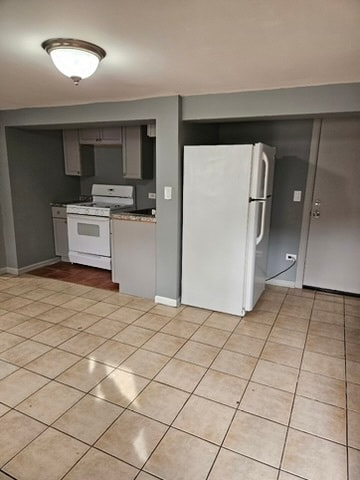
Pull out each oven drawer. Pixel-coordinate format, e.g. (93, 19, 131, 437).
(67, 214, 110, 257)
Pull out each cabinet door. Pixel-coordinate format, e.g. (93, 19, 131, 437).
(122, 126, 153, 179)
(111, 219, 156, 298)
(79, 127, 122, 145)
(100, 127, 122, 144)
(53, 218, 69, 257)
(63, 130, 81, 175)
(63, 130, 95, 176)
(79, 128, 100, 144)
(122, 126, 142, 179)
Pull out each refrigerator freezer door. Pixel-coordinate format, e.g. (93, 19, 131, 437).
(182, 144, 254, 316)
(244, 144, 275, 310)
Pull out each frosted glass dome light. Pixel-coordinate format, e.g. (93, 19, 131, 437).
(42, 39, 106, 85)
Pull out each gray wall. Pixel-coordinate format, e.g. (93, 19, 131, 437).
(219, 120, 313, 281)
(182, 123, 219, 145)
(181, 119, 313, 282)
(5, 128, 80, 268)
(183, 83, 360, 120)
(80, 145, 156, 210)
(0, 96, 182, 302)
(1, 84, 359, 298)
(0, 135, 156, 272)
(182, 83, 360, 286)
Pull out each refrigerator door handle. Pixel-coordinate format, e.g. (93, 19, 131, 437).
(249, 150, 272, 202)
(256, 200, 266, 245)
(261, 151, 269, 199)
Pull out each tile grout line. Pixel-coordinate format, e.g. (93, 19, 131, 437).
(276, 288, 350, 480)
(55, 305, 216, 479)
(2, 296, 352, 476)
(0, 307, 160, 478)
(123, 310, 247, 478)
(274, 288, 316, 480)
(287, 290, 348, 463)
(1, 282, 287, 478)
(0, 467, 17, 479)
(205, 289, 291, 479)
(1, 276, 358, 478)
(2, 305, 211, 417)
(0, 306, 179, 478)
(122, 310, 240, 478)
(10, 300, 166, 380)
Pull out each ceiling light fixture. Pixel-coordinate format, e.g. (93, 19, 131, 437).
(42, 38, 106, 85)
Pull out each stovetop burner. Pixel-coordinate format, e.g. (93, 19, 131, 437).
(66, 184, 136, 217)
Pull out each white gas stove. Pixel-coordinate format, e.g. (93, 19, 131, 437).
(66, 184, 135, 270)
(67, 184, 135, 217)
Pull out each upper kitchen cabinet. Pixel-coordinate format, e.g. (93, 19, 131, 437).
(79, 127, 122, 145)
(122, 126, 154, 179)
(63, 130, 95, 176)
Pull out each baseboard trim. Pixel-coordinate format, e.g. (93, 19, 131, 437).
(6, 257, 60, 276)
(0, 267, 7, 275)
(5, 267, 19, 275)
(266, 279, 296, 288)
(155, 295, 180, 307)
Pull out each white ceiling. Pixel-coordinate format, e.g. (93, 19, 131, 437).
(1, 0, 359, 110)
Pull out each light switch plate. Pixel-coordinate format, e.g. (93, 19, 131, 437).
(164, 186, 172, 200)
(293, 190, 302, 202)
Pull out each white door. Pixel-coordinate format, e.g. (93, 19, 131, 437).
(303, 117, 360, 294)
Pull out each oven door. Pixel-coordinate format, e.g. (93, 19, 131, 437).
(67, 214, 110, 257)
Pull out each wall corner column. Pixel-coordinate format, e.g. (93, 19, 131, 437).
(155, 96, 183, 305)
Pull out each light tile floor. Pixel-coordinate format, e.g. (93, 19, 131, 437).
(0, 273, 359, 479)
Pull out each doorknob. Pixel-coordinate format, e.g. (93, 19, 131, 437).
(312, 210, 320, 218)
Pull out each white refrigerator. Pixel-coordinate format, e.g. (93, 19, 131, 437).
(181, 143, 275, 316)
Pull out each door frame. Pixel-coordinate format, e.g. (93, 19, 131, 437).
(295, 118, 322, 289)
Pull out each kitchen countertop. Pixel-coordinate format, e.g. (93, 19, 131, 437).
(112, 212, 156, 223)
(50, 196, 91, 207)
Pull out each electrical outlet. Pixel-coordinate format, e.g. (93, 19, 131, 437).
(148, 192, 156, 199)
(286, 254, 297, 261)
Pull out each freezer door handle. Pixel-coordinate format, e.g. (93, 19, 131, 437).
(256, 200, 266, 245)
(251, 151, 270, 201)
(261, 151, 269, 199)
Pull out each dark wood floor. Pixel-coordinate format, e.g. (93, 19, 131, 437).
(29, 262, 119, 291)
